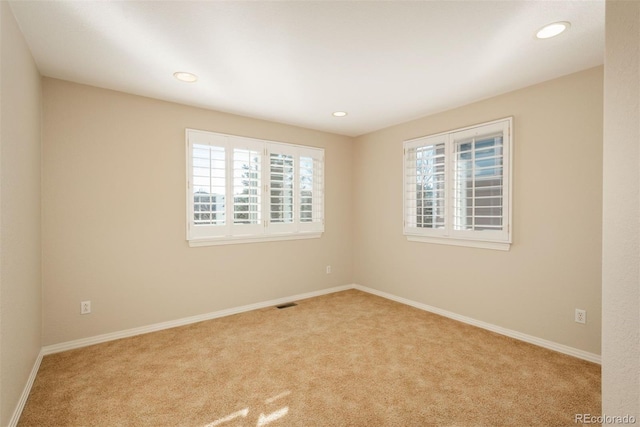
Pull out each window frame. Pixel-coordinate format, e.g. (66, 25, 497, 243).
(403, 117, 513, 251)
(186, 129, 324, 247)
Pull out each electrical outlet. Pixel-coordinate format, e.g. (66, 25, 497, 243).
(575, 308, 586, 324)
(326, 265, 332, 274)
(81, 301, 91, 315)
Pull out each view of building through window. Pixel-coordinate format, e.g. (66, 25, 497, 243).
(187, 129, 324, 245)
(404, 118, 512, 249)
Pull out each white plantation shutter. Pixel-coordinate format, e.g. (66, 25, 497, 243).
(403, 118, 512, 250)
(266, 144, 324, 235)
(299, 156, 314, 222)
(187, 130, 228, 239)
(231, 138, 263, 235)
(267, 144, 297, 234)
(298, 147, 324, 233)
(269, 153, 294, 224)
(451, 122, 509, 242)
(186, 129, 324, 246)
(404, 136, 447, 235)
(193, 145, 226, 226)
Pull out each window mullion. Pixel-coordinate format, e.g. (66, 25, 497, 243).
(263, 146, 269, 231)
(318, 155, 324, 226)
(444, 135, 453, 237)
(471, 137, 476, 231)
(208, 143, 214, 227)
(225, 139, 234, 236)
(294, 151, 300, 232)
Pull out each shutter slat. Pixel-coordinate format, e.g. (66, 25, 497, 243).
(405, 143, 447, 230)
(269, 152, 295, 225)
(191, 143, 227, 227)
(453, 133, 504, 232)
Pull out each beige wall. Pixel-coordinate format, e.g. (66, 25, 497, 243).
(0, 2, 42, 425)
(353, 67, 603, 355)
(41, 78, 353, 345)
(602, 0, 639, 419)
(43, 69, 604, 355)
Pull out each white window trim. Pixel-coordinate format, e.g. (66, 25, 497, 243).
(406, 235, 511, 251)
(403, 117, 513, 251)
(186, 129, 324, 247)
(188, 232, 322, 247)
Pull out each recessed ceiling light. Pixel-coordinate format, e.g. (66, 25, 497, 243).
(173, 71, 198, 83)
(536, 21, 570, 39)
(332, 111, 347, 117)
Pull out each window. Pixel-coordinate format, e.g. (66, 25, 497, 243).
(403, 117, 512, 250)
(187, 129, 324, 246)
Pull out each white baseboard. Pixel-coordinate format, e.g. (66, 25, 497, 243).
(352, 284, 602, 364)
(42, 283, 601, 364)
(42, 284, 352, 355)
(8, 349, 44, 427)
(38, 284, 602, 364)
(16, 282, 599, 425)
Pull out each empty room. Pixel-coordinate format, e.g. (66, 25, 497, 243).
(1, 0, 638, 426)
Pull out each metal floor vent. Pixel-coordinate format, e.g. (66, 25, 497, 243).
(276, 302, 298, 309)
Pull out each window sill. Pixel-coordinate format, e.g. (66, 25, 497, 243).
(188, 232, 323, 247)
(406, 235, 511, 251)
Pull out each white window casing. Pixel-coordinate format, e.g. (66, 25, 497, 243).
(403, 117, 512, 251)
(186, 129, 325, 247)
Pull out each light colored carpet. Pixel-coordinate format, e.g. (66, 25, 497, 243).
(19, 289, 600, 426)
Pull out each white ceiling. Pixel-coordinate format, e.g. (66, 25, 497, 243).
(9, 1, 604, 137)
